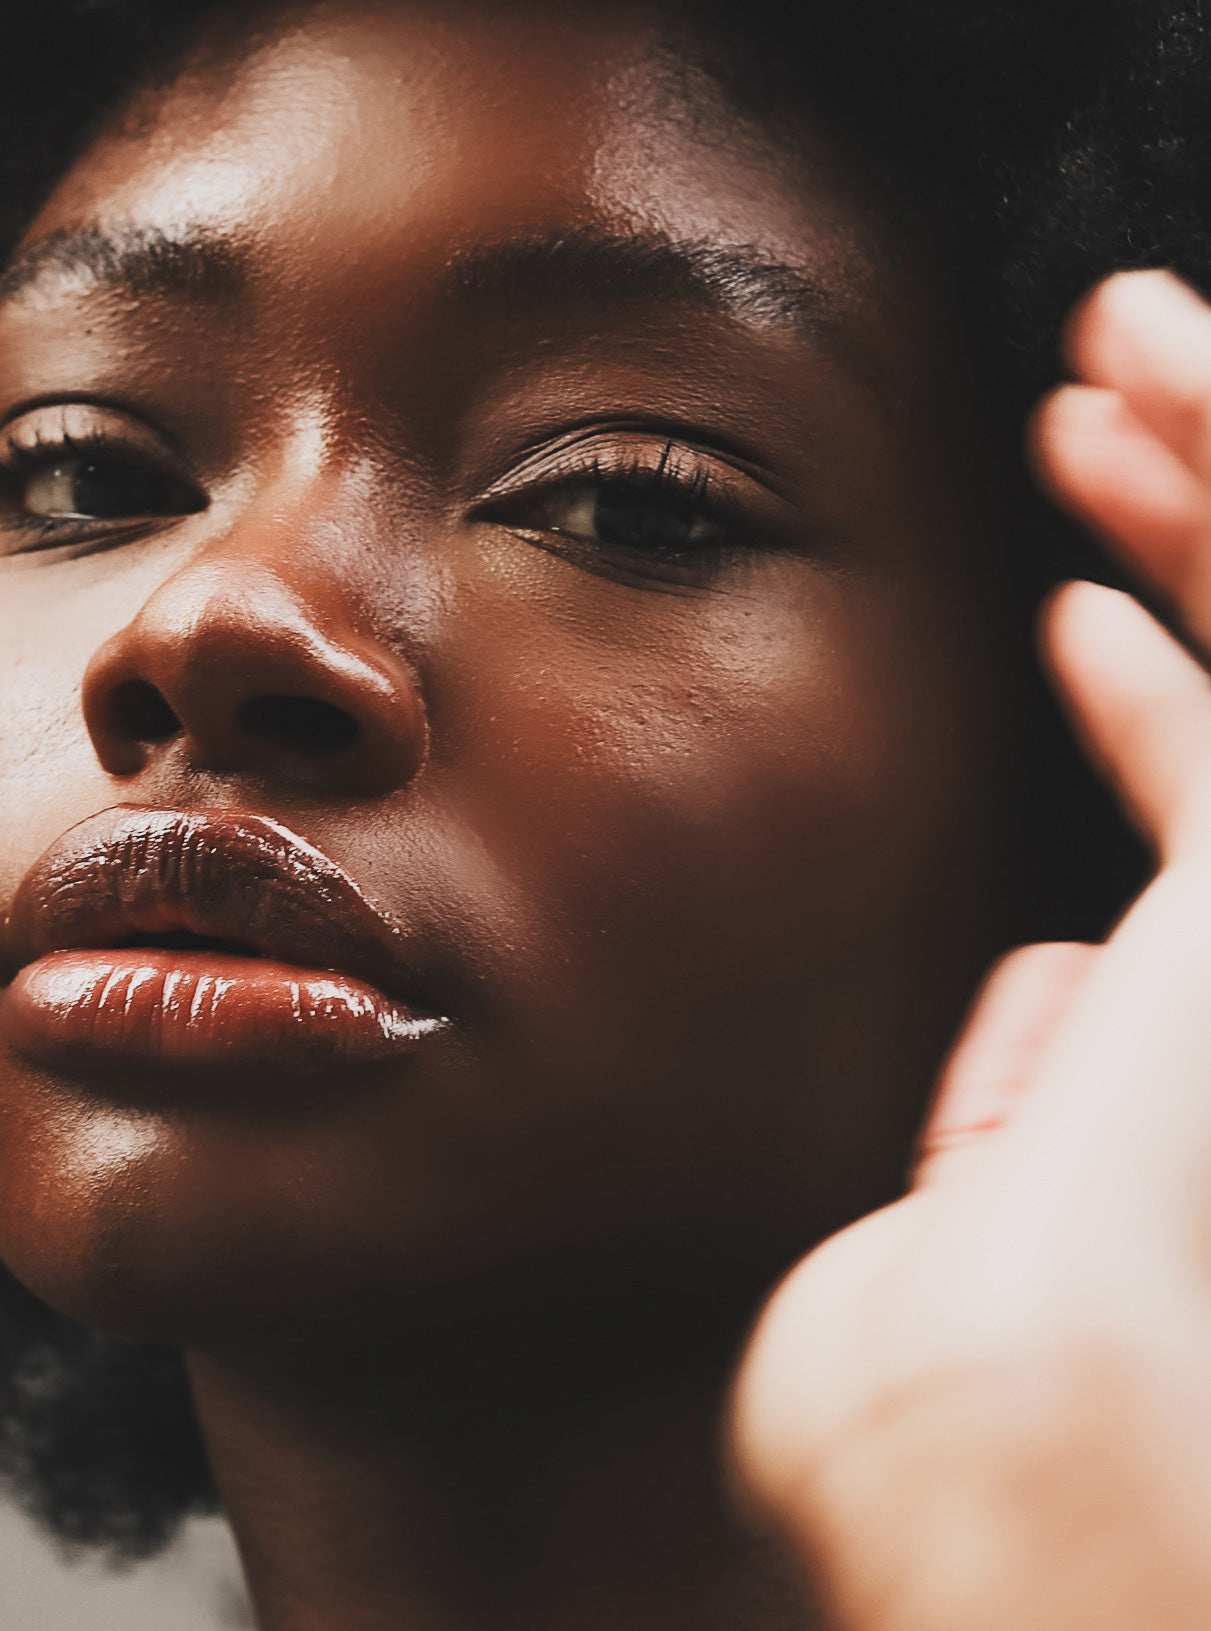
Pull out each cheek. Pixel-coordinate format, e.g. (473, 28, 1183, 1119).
(425, 558, 1003, 1044)
(0, 553, 177, 904)
(0, 586, 96, 909)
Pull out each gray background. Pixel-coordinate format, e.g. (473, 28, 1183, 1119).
(0, 1501, 252, 1629)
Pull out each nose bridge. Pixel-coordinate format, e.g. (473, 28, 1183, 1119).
(82, 510, 426, 796)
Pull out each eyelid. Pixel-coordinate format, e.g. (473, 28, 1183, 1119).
(0, 401, 198, 481)
(474, 426, 775, 496)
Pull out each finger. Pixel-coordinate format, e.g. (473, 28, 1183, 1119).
(914, 941, 1098, 1187)
(1042, 581, 1211, 862)
(1031, 386, 1211, 613)
(1067, 270, 1211, 482)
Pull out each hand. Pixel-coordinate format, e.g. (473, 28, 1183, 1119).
(730, 271, 1211, 1631)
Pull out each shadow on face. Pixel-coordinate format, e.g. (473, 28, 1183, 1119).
(0, 0, 1018, 1360)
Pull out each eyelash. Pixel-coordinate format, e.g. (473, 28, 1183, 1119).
(3, 426, 86, 483)
(587, 442, 711, 498)
(3, 425, 108, 478)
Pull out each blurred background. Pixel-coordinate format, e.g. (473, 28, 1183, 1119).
(0, 1499, 251, 1629)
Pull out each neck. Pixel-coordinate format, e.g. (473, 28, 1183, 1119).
(187, 1300, 818, 1631)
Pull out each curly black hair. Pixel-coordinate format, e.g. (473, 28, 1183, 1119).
(0, 0, 1205, 1561)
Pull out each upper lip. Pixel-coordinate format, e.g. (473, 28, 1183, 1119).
(0, 806, 432, 1003)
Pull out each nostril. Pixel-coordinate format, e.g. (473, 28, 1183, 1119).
(237, 695, 360, 758)
(111, 679, 181, 744)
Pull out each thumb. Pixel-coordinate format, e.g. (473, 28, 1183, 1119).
(914, 941, 1098, 1187)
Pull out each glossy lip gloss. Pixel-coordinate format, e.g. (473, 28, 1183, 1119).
(0, 807, 451, 1077)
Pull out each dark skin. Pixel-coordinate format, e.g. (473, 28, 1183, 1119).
(0, 3, 1019, 1626)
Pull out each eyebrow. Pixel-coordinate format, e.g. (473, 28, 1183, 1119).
(0, 222, 859, 357)
(446, 230, 849, 342)
(0, 225, 246, 308)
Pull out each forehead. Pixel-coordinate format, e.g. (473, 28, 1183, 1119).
(22, 0, 888, 326)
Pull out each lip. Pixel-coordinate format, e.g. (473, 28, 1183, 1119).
(0, 807, 450, 1078)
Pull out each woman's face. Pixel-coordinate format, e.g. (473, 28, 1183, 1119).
(0, 0, 1014, 1349)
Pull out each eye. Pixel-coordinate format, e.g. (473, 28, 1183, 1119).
(474, 434, 773, 581)
(0, 403, 207, 549)
(535, 477, 729, 553)
(22, 454, 202, 521)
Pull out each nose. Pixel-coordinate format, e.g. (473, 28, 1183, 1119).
(82, 557, 425, 796)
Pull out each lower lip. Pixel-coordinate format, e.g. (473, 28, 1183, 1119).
(0, 950, 448, 1077)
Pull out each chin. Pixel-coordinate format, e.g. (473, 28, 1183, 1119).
(0, 1065, 340, 1347)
